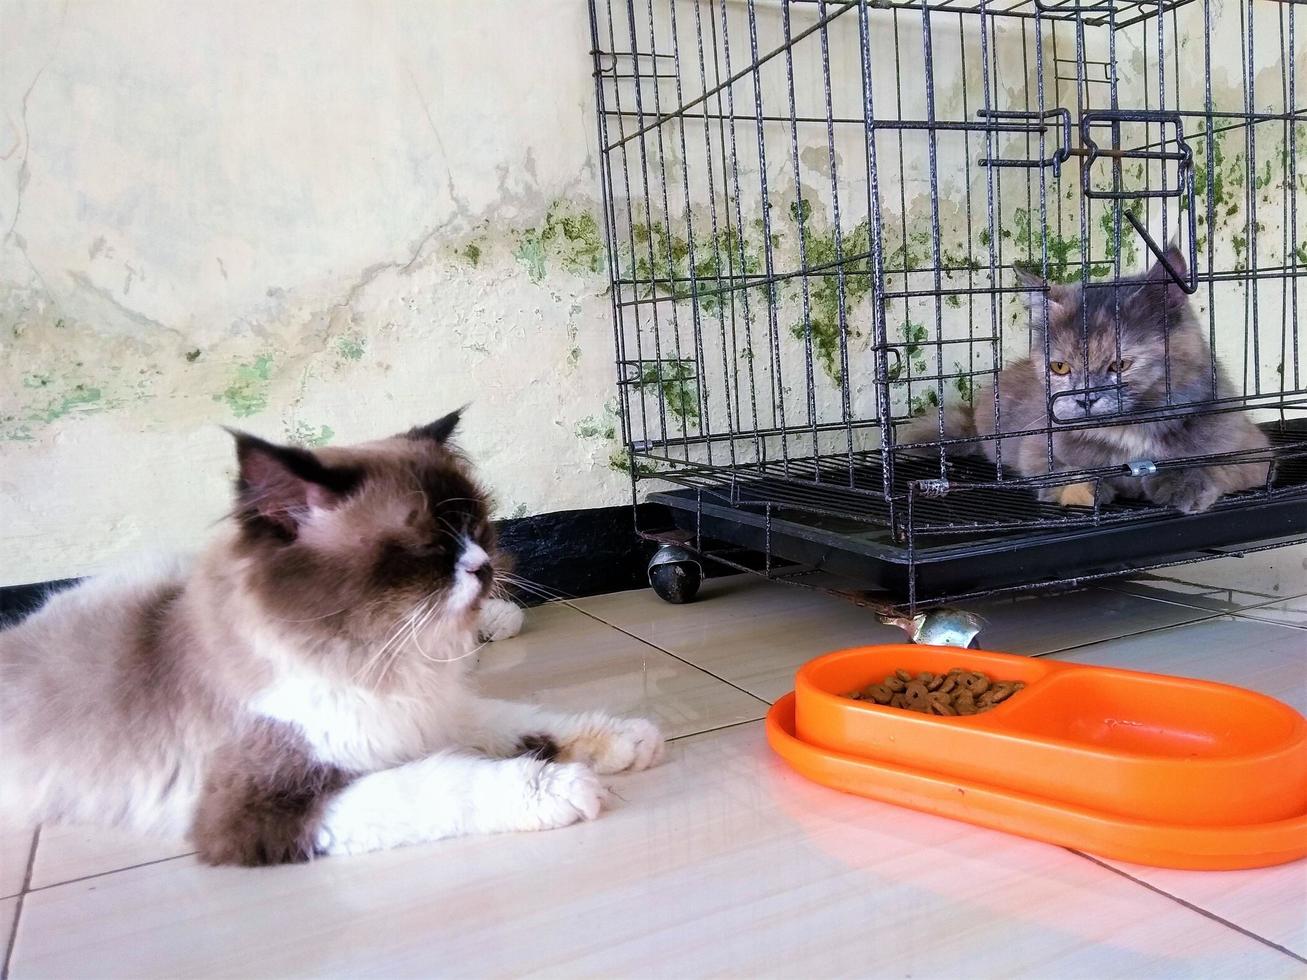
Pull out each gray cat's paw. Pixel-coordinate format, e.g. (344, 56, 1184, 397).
(1147, 473, 1221, 514)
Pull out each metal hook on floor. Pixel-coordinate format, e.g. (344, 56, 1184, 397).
(879, 608, 987, 648)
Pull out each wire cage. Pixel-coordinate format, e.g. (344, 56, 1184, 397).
(588, 0, 1307, 611)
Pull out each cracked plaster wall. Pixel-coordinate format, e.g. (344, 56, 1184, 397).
(2, 1, 1302, 587)
(1, 0, 626, 584)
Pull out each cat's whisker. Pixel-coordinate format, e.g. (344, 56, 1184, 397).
(353, 592, 438, 685)
(497, 573, 575, 605)
(271, 605, 354, 624)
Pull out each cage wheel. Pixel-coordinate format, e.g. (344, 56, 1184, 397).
(647, 546, 703, 604)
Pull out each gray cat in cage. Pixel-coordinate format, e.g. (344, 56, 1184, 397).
(902, 246, 1270, 514)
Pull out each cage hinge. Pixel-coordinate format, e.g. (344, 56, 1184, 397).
(1125, 459, 1158, 477)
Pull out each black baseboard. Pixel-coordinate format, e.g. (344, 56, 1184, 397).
(495, 503, 669, 603)
(0, 578, 80, 630)
(0, 504, 670, 628)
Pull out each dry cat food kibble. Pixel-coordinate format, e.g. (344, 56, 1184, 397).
(846, 668, 1024, 716)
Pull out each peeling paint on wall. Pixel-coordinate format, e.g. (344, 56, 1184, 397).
(0, 0, 639, 583)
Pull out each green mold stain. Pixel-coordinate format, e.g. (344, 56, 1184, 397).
(514, 203, 607, 282)
(22, 373, 52, 389)
(1097, 199, 1142, 273)
(690, 227, 766, 316)
(1188, 121, 1240, 235)
(1006, 207, 1087, 283)
(636, 359, 699, 423)
(908, 388, 940, 418)
(508, 503, 529, 520)
(607, 448, 656, 478)
(953, 364, 974, 400)
(184, 349, 202, 363)
(887, 320, 928, 381)
(336, 335, 366, 361)
(2, 424, 35, 442)
(217, 355, 274, 418)
(630, 219, 768, 319)
(630, 221, 690, 298)
(462, 242, 482, 266)
(33, 384, 103, 423)
(886, 229, 931, 273)
(1232, 232, 1248, 270)
(939, 245, 981, 277)
(787, 202, 872, 386)
(287, 422, 334, 447)
(514, 238, 547, 281)
(575, 414, 617, 440)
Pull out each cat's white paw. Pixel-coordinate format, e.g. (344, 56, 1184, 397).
(512, 759, 606, 830)
(477, 598, 525, 642)
(580, 717, 666, 774)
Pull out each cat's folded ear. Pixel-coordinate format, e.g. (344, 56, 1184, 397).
(1138, 243, 1191, 311)
(1013, 263, 1070, 326)
(228, 430, 362, 540)
(406, 406, 464, 445)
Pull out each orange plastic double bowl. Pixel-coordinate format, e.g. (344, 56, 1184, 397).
(766, 645, 1307, 869)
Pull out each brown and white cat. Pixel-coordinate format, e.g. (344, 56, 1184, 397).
(904, 247, 1270, 513)
(0, 411, 664, 866)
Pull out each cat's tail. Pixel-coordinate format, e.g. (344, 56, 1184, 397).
(894, 403, 980, 455)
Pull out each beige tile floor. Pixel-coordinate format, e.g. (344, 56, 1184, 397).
(3, 550, 1305, 978)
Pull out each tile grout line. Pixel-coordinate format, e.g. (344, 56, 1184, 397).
(561, 601, 774, 708)
(1033, 598, 1307, 661)
(1072, 851, 1307, 965)
(21, 851, 197, 897)
(1097, 590, 1248, 616)
(1230, 611, 1307, 632)
(2, 827, 40, 980)
(1103, 579, 1307, 617)
(668, 717, 762, 743)
(1028, 607, 1229, 659)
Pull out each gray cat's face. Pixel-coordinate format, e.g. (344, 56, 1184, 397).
(1037, 320, 1163, 419)
(1019, 248, 1207, 420)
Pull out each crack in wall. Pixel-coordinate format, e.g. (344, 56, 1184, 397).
(65, 270, 182, 340)
(4, 0, 68, 238)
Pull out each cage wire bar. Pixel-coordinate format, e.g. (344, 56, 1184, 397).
(589, 0, 1307, 611)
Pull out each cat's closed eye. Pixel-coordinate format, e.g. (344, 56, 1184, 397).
(1107, 358, 1133, 373)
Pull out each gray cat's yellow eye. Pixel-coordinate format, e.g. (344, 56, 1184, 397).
(1108, 358, 1133, 374)
(1049, 361, 1071, 376)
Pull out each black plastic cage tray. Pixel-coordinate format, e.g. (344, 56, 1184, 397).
(651, 422, 1307, 606)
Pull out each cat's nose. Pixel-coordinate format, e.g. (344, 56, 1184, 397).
(1076, 394, 1101, 409)
(458, 543, 493, 585)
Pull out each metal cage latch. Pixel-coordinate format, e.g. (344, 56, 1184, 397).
(1125, 459, 1158, 478)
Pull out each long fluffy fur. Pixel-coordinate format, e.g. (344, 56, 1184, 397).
(0, 414, 664, 865)
(898, 248, 1270, 513)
